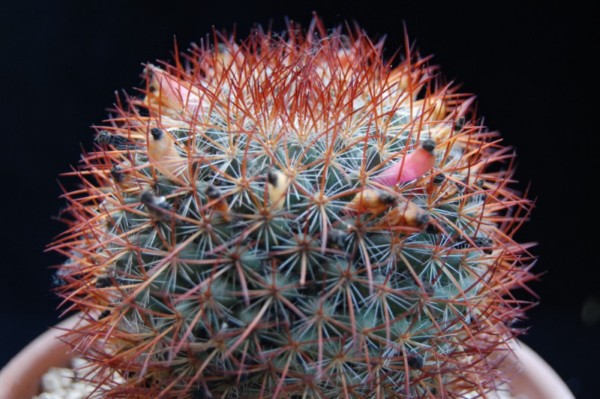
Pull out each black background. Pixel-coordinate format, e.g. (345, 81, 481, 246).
(1, 1, 597, 397)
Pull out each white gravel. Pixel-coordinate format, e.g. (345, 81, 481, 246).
(32, 357, 119, 399)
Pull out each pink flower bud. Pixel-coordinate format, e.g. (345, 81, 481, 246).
(374, 139, 436, 185)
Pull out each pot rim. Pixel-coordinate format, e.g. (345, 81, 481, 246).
(0, 313, 84, 399)
(0, 314, 574, 399)
(498, 340, 574, 399)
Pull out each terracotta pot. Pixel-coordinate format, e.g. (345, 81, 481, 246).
(0, 315, 574, 399)
(498, 340, 575, 399)
(0, 314, 83, 399)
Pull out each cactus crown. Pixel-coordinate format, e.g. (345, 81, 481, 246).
(53, 17, 535, 398)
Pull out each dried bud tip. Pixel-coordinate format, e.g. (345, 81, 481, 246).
(266, 169, 278, 186)
(421, 139, 436, 153)
(95, 276, 112, 288)
(141, 190, 173, 222)
(326, 228, 348, 249)
(97, 309, 111, 320)
(205, 185, 221, 199)
(150, 127, 164, 140)
(474, 237, 494, 254)
(95, 130, 137, 150)
(110, 165, 124, 183)
(94, 130, 112, 144)
(406, 353, 424, 369)
(425, 222, 438, 234)
(205, 185, 230, 221)
(140, 190, 156, 205)
(416, 213, 430, 226)
(379, 192, 398, 205)
(454, 117, 466, 131)
(433, 173, 446, 185)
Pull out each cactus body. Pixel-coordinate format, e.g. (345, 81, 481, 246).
(53, 18, 534, 398)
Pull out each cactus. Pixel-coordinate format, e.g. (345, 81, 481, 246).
(52, 17, 535, 398)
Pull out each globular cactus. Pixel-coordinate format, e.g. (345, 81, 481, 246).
(52, 17, 535, 398)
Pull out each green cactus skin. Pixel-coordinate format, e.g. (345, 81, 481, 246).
(52, 17, 535, 398)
